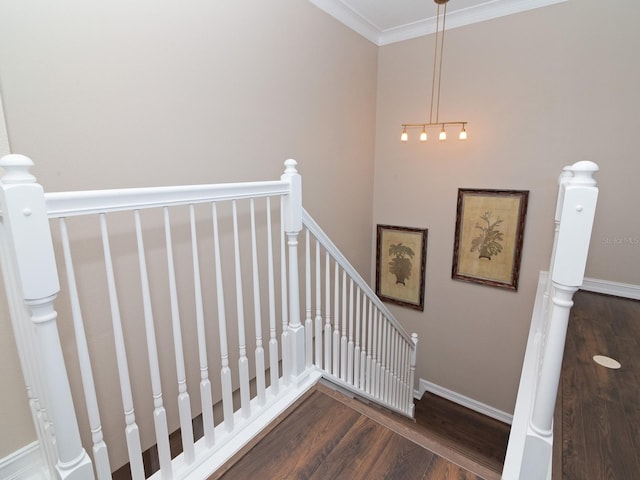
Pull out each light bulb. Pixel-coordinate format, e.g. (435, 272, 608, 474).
(459, 126, 467, 140)
(420, 127, 427, 142)
(439, 126, 447, 141)
(401, 127, 408, 142)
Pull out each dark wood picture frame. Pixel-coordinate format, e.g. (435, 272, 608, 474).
(452, 189, 529, 290)
(376, 224, 428, 311)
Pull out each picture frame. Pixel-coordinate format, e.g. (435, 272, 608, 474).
(376, 224, 428, 311)
(452, 189, 529, 290)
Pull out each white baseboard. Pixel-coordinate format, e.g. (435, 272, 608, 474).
(581, 277, 640, 300)
(416, 379, 513, 425)
(0, 442, 48, 480)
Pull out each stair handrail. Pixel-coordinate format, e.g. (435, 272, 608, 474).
(302, 208, 413, 344)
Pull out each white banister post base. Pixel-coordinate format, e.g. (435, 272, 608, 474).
(54, 452, 94, 480)
(288, 321, 307, 383)
(519, 435, 553, 480)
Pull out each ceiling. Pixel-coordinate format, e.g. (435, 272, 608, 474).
(309, 0, 567, 45)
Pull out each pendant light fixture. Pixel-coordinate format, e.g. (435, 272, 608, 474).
(401, 0, 467, 142)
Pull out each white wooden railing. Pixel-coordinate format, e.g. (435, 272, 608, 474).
(503, 161, 599, 480)
(301, 212, 418, 417)
(0, 155, 417, 480)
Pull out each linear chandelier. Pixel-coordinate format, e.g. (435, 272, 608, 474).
(401, 0, 467, 142)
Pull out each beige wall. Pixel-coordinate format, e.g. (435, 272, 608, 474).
(374, 0, 640, 414)
(0, 0, 377, 459)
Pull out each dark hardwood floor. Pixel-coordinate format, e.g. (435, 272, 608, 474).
(414, 391, 510, 475)
(555, 290, 640, 479)
(211, 387, 487, 480)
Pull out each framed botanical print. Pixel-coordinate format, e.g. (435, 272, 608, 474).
(452, 189, 529, 290)
(376, 224, 428, 311)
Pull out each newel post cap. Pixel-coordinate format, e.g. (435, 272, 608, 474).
(568, 160, 599, 187)
(0, 154, 36, 184)
(283, 159, 298, 175)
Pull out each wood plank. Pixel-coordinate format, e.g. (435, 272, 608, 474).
(364, 429, 436, 479)
(414, 391, 510, 474)
(215, 390, 361, 479)
(307, 415, 396, 480)
(424, 456, 484, 480)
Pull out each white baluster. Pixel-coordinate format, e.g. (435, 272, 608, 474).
(371, 309, 379, 396)
(392, 331, 401, 409)
(279, 197, 289, 386)
(324, 252, 332, 373)
(189, 205, 214, 447)
(59, 218, 111, 479)
(402, 339, 410, 412)
(353, 288, 361, 388)
(359, 296, 368, 390)
(390, 326, 398, 407)
(232, 200, 251, 418)
(346, 279, 354, 384)
(266, 198, 279, 396)
(340, 270, 347, 381)
(377, 312, 384, 398)
(314, 239, 322, 368)
(380, 320, 388, 402)
(397, 338, 404, 409)
(382, 321, 389, 403)
(388, 322, 394, 402)
(304, 228, 313, 368)
(365, 300, 373, 394)
(100, 214, 144, 480)
(250, 199, 266, 406)
(388, 329, 397, 408)
(332, 264, 340, 377)
(212, 203, 234, 431)
(134, 210, 172, 479)
(163, 207, 195, 463)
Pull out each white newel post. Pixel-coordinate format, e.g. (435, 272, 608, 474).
(281, 159, 305, 380)
(530, 161, 599, 439)
(0, 155, 95, 480)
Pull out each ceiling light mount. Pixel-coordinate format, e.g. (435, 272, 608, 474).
(400, 0, 467, 143)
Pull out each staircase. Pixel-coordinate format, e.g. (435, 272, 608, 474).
(0, 155, 601, 479)
(0, 155, 417, 480)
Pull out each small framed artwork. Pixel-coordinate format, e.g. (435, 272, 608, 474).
(376, 224, 428, 311)
(452, 189, 529, 290)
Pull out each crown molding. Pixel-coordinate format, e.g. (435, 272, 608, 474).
(310, 0, 568, 46)
(309, 0, 382, 45)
